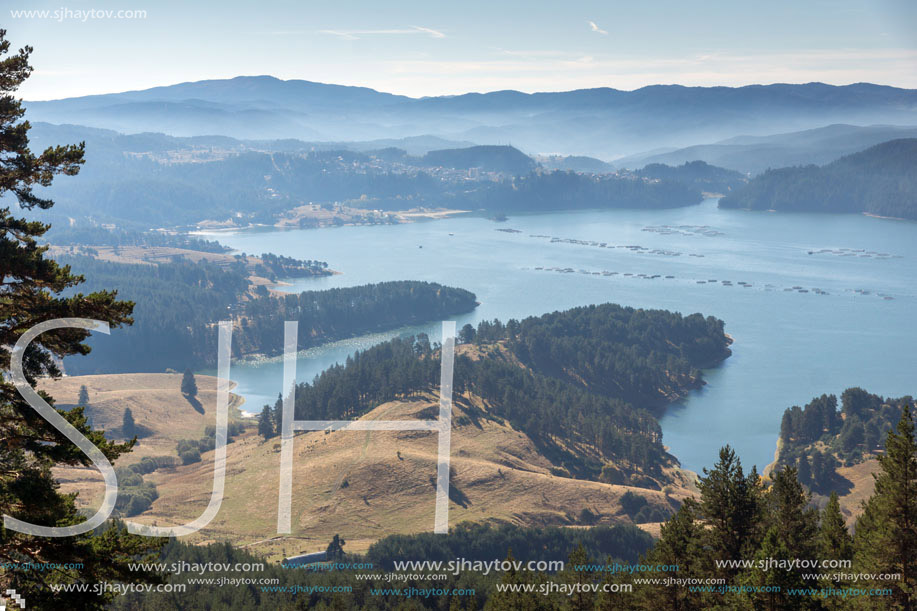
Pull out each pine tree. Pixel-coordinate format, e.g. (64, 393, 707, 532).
(270, 393, 283, 434)
(840, 417, 865, 454)
(122, 407, 137, 439)
(864, 427, 881, 454)
(485, 549, 549, 611)
(562, 543, 595, 610)
(758, 466, 822, 608)
(640, 498, 704, 610)
(698, 446, 763, 581)
(741, 527, 810, 610)
(181, 368, 198, 398)
(78, 384, 92, 428)
(811, 451, 827, 490)
(459, 323, 476, 344)
(596, 568, 638, 611)
(818, 492, 853, 607)
(853, 405, 917, 609)
(325, 534, 346, 560)
(0, 30, 161, 608)
(258, 405, 275, 439)
(767, 466, 818, 559)
(797, 454, 813, 487)
(780, 410, 793, 444)
(819, 492, 852, 561)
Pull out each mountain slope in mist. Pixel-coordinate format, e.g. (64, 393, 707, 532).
(25, 77, 917, 158)
(617, 124, 917, 174)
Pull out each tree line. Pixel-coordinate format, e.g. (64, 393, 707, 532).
(107, 407, 917, 609)
(777, 387, 912, 494)
(466, 170, 703, 214)
(58, 254, 477, 373)
(44, 224, 230, 252)
(719, 138, 917, 219)
(476, 304, 732, 410)
(237, 281, 478, 358)
(634, 160, 748, 194)
(107, 522, 651, 610)
(606, 406, 917, 610)
(58, 255, 251, 373)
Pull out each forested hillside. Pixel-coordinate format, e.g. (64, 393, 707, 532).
(236, 281, 478, 357)
(469, 170, 703, 212)
(27, 124, 704, 228)
(60, 254, 478, 373)
(618, 123, 917, 174)
(59, 256, 251, 373)
(478, 304, 732, 408)
(775, 387, 912, 494)
(37, 148, 443, 227)
(46, 224, 230, 252)
(538, 154, 614, 173)
(264, 303, 731, 484)
(719, 139, 917, 219)
(421, 145, 536, 174)
(634, 160, 748, 194)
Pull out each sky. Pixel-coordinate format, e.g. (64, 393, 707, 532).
(6, 0, 917, 100)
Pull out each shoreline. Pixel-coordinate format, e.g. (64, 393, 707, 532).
(863, 211, 913, 222)
(762, 436, 782, 478)
(193, 207, 472, 234)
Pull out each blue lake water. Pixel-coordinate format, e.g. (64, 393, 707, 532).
(199, 200, 917, 473)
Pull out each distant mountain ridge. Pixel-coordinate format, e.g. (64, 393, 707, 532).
(617, 124, 917, 174)
(24, 123, 704, 228)
(25, 122, 473, 157)
(25, 77, 917, 158)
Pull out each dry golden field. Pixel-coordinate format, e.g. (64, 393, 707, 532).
(44, 374, 690, 560)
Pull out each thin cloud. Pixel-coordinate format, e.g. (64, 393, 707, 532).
(589, 21, 608, 35)
(497, 48, 579, 58)
(411, 26, 446, 39)
(319, 26, 445, 40)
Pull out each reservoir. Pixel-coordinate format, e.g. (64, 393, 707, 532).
(201, 199, 917, 474)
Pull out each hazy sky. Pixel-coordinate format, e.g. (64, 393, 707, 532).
(7, 0, 917, 100)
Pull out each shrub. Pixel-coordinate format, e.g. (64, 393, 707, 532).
(579, 508, 598, 524)
(131, 455, 179, 475)
(620, 491, 648, 517)
(180, 449, 202, 465)
(114, 469, 159, 517)
(634, 504, 671, 523)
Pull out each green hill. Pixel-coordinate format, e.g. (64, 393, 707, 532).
(635, 160, 747, 194)
(282, 303, 732, 486)
(421, 145, 536, 174)
(719, 138, 917, 219)
(773, 387, 913, 496)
